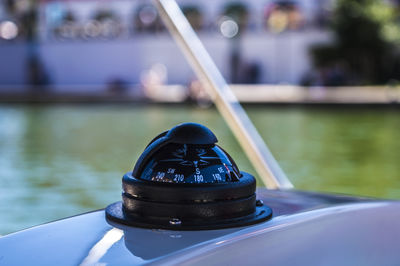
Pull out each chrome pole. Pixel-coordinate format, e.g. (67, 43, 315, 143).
(153, 0, 293, 189)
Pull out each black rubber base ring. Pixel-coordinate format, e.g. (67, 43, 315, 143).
(105, 201, 272, 231)
(122, 172, 256, 203)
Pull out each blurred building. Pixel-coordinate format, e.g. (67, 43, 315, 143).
(0, 0, 336, 90)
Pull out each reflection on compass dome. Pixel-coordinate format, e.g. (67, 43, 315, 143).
(139, 143, 241, 184)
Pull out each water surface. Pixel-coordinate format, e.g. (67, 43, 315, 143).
(0, 105, 399, 234)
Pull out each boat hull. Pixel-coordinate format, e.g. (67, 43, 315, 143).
(1, 189, 399, 266)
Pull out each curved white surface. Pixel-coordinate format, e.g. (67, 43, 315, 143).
(1, 200, 399, 266)
(152, 202, 400, 266)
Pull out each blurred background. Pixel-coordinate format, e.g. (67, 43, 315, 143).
(1, 0, 400, 235)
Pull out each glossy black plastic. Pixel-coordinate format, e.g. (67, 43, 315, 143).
(132, 123, 220, 180)
(106, 122, 273, 230)
(122, 172, 255, 202)
(139, 143, 241, 184)
(106, 199, 272, 230)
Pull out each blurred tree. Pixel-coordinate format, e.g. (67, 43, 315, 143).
(3, 0, 38, 41)
(5, 0, 16, 14)
(134, 4, 163, 33)
(4, 0, 49, 87)
(182, 6, 203, 31)
(221, 3, 249, 83)
(93, 9, 116, 22)
(223, 2, 248, 32)
(311, 0, 400, 85)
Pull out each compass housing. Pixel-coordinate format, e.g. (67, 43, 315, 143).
(106, 123, 272, 230)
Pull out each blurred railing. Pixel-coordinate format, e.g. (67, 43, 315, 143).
(1, 85, 400, 104)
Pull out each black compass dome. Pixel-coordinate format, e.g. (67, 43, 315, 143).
(106, 122, 272, 230)
(133, 123, 241, 184)
(165, 122, 218, 144)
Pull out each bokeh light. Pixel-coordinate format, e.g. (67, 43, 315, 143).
(139, 5, 158, 26)
(268, 10, 288, 33)
(83, 20, 102, 38)
(220, 18, 239, 38)
(0, 21, 19, 40)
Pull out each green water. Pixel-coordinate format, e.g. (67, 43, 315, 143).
(0, 105, 399, 235)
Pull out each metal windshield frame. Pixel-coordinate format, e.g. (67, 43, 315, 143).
(153, 0, 293, 189)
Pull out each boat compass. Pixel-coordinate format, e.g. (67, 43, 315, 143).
(106, 122, 272, 230)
